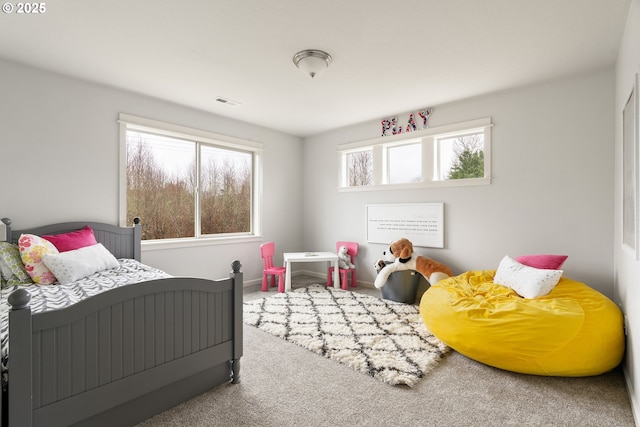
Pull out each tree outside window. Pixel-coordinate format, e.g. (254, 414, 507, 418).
(347, 150, 373, 186)
(446, 134, 485, 180)
(437, 133, 485, 180)
(126, 131, 252, 240)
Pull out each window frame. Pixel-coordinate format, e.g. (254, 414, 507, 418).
(337, 117, 492, 191)
(118, 113, 264, 250)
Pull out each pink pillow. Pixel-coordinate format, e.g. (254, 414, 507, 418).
(514, 254, 568, 270)
(42, 226, 97, 252)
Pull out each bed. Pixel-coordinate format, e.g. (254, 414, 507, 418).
(0, 218, 243, 426)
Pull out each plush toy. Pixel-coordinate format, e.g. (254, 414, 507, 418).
(337, 245, 355, 269)
(373, 238, 452, 288)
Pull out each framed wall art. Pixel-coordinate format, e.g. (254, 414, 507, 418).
(366, 203, 444, 248)
(623, 73, 639, 258)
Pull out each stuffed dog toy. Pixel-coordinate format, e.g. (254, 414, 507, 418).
(374, 238, 452, 288)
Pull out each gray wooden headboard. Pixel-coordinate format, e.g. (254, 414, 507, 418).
(0, 218, 142, 261)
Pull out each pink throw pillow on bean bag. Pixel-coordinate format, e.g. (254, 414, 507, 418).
(514, 254, 568, 270)
(42, 226, 97, 252)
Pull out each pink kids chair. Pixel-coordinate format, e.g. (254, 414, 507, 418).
(327, 241, 358, 290)
(260, 242, 286, 292)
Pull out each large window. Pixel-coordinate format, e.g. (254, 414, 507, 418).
(119, 114, 262, 243)
(338, 117, 491, 190)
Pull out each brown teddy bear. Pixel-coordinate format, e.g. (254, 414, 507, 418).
(374, 238, 452, 288)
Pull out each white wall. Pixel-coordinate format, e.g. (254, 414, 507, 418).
(303, 69, 615, 298)
(0, 59, 304, 282)
(615, 0, 640, 420)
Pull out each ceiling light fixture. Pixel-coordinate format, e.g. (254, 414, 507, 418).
(292, 49, 332, 78)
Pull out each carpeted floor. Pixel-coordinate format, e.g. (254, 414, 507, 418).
(137, 275, 636, 427)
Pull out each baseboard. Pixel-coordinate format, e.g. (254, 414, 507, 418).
(243, 277, 264, 289)
(244, 270, 377, 291)
(624, 364, 640, 426)
(290, 269, 377, 289)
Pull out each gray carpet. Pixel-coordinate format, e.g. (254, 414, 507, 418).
(137, 276, 635, 427)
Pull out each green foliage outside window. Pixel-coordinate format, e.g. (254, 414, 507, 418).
(446, 134, 484, 180)
(447, 149, 484, 179)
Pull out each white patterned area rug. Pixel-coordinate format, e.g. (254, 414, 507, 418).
(243, 284, 449, 387)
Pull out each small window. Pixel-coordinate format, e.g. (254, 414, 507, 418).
(346, 149, 373, 186)
(337, 117, 491, 191)
(435, 132, 484, 181)
(387, 142, 422, 184)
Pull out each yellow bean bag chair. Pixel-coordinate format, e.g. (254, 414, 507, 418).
(420, 270, 625, 376)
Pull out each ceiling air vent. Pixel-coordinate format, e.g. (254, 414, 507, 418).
(215, 96, 241, 107)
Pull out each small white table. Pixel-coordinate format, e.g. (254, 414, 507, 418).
(283, 252, 340, 292)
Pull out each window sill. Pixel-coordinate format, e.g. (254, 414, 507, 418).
(142, 235, 262, 251)
(338, 177, 491, 192)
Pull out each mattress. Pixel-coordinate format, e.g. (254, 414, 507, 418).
(0, 259, 170, 390)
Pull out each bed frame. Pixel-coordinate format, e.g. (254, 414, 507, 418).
(0, 218, 243, 426)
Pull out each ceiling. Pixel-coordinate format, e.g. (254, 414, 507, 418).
(0, 0, 631, 137)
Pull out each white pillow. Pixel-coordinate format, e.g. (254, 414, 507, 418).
(494, 255, 563, 299)
(42, 243, 119, 285)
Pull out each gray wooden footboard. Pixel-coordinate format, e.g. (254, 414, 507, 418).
(8, 267, 243, 427)
(1, 219, 243, 426)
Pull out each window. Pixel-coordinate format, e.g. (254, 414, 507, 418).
(346, 149, 373, 186)
(338, 117, 491, 190)
(387, 141, 422, 184)
(435, 131, 485, 181)
(119, 114, 263, 243)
